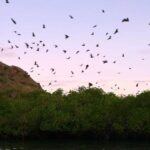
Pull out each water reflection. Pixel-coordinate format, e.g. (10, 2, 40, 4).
(0, 139, 149, 150)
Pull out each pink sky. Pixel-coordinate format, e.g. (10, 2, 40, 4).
(0, 0, 150, 95)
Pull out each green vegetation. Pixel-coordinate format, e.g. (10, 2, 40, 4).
(0, 87, 150, 140)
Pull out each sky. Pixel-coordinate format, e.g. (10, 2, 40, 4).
(0, 0, 150, 95)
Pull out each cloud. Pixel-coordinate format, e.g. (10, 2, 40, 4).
(134, 80, 150, 83)
(0, 48, 17, 58)
(1, 52, 16, 58)
(138, 48, 150, 55)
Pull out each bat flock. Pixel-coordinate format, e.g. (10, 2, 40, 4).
(1, 0, 150, 94)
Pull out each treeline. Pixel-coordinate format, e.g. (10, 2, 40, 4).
(0, 87, 150, 140)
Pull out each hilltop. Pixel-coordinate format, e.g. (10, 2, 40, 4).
(0, 62, 42, 95)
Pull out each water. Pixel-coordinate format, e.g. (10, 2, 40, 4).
(0, 140, 149, 150)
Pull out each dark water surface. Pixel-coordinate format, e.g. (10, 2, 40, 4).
(0, 139, 149, 150)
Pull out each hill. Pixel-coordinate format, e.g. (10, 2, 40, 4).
(0, 62, 42, 96)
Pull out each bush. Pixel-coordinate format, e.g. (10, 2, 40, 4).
(0, 87, 149, 139)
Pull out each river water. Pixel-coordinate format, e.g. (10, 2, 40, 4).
(0, 140, 149, 150)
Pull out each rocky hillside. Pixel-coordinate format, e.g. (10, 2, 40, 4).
(0, 62, 42, 95)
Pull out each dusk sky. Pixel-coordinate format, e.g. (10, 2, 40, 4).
(0, 0, 150, 95)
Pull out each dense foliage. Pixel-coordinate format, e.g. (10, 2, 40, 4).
(0, 87, 150, 140)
